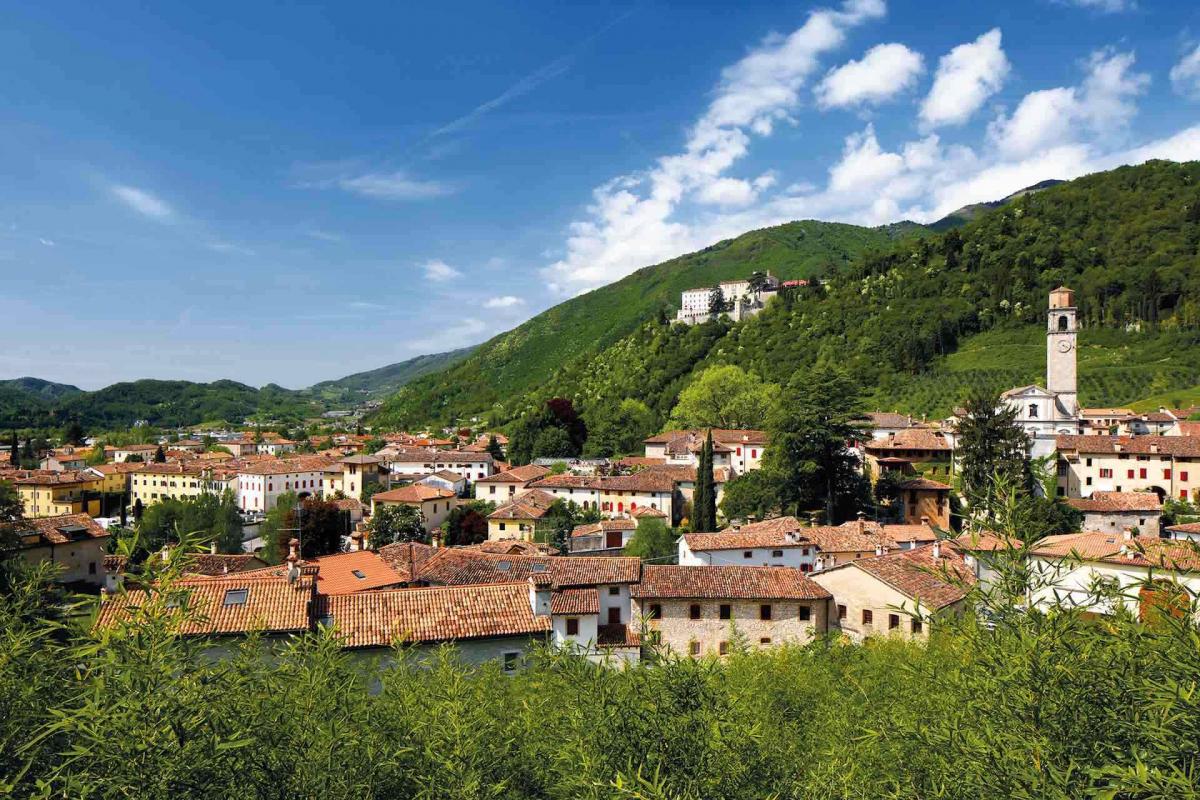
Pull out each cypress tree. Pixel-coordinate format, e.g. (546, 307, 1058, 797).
(8, 431, 17, 467)
(694, 429, 717, 531)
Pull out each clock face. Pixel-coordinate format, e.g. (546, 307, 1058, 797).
(1056, 339, 1074, 353)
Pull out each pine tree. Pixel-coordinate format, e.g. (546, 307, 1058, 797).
(8, 431, 17, 467)
(956, 390, 1033, 515)
(153, 444, 166, 463)
(485, 434, 504, 461)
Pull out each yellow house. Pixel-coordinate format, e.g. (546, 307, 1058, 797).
(129, 463, 208, 508)
(486, 489, 558, 542)
(371, 484, 460, 534)
(11, 470, 103, 518)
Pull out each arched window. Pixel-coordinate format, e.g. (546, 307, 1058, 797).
(1057, 315, 1069, 331)
(1028, 403, 1039, 419)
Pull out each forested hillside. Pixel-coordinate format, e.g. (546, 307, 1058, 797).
(377, 160, 1200, 436)
(306, 346, 476, 404)
(375, 220, 924, 426)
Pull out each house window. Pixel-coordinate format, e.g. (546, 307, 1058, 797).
(648, 604, 662, 619)
(1057, 462, 1068, 476)
(1086, 477, 1092, 486)
(862, 609, 873, 626)
(751, 449, 757, 458)
(771, 549, 784, 558)
(1140, 468, 1147, 479)
(502, 652, 520, 673)
(689, 604, 701, 620)
(759, 637, 771, 645)
(566, 618, 579, 636)
(798, 605, 811, 621)
(1099, 468, 1113, 478)
(1164, 469, 1172, 479)
(911, 618, 923, 634)
(1086, 458, 1092, 467)
(1182, 471, 1190, 482)
(1128, 469, 1135, 479)
(607, 586, 620, 596)
(499, 523, 506, 531)
(88, 562, 96, 574)
(889, 614, 900, 630)
(689, 641, 701, 656)
(719, 604, 732, 619)
(1028, 404, 1038, 419)
(718, 641, 729, 656)
(837, 604, 847, 620)
(759, 604, 772, 621)
(1183, 490, 1189, 500)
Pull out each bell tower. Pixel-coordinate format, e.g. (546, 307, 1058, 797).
(1047, 287, 1077, 416)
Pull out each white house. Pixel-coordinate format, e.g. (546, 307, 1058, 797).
(236, 460, 328, 514)
(383, 449, 495, 482)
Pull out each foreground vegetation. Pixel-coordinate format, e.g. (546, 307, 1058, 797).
(2, 543, 1198, 799)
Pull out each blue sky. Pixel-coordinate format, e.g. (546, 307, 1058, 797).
(3, 0, 1199, 390)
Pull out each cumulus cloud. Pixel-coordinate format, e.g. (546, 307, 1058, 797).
(1171, 45, 1200, 100)
(919, 29, 1010, 128)
(1056, 0, 1134, 11)
(484, 295, 524, 309)
(988, 50, 1148, 158)
(111, 184, 173, 220)
(542, 0, 885, 294)
(815, 43, 924, 109)
(422, 259, 462, 281)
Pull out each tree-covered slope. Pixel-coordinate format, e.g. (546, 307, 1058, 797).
(374, 220, 923, 427)
(0, 377, 83, 401)
(380, 159, 1200, 434)
(306, 346, 476, 404)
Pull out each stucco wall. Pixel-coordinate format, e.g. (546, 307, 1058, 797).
(633, 597, 826, 657)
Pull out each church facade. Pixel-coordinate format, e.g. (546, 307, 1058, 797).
(1001, 287, 1083, 459)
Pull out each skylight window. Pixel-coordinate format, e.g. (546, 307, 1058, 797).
(223, 589, 248, 606)
(352, 569, 366, 580)
(531, 563, 547, 572)
(497, 561, 511, 571)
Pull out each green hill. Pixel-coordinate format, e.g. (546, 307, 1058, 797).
(374, 220, 925, 426)
(306, 347, 476, 404)
(0, 377, 83, 401)
(376, 159, 1200, 437)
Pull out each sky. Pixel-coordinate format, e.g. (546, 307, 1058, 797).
(3, 0, 1200, 390)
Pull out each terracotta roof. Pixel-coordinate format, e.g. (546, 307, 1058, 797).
(18, 514, 109, 546)
(488, 489, 559, 520)
(92, 462, 145, 475)
(527, 475, 596, 490)
(848, 544, 975, 609)
(864, 429, 952, 452)
(333, 497, 363, 512)
(96, 572, 316, 636)
(1030, 531, 1200, 571)
(632, 565, 831, 600)
(865, 412, 921, 429)
(571, 519, 637, 538)
(129, 462, 204, 476)
(475, 464, 551, 484)
(8, 470, 100, 487)
(238, 457, 337, 476)
(896, 477, 952, 491)
(528, 472, 677, 494)
(384, 449, 493, 464)
(103, 554, 128, 573)
(459, 540, 555, 556)
(631, 505, 668, 518)
(1055, 435, 1200, 458)
(682, 517, 889, 554)
(1167, 522, 1200, 536)
(305, 551, 407, 594)
(1176, 421, 1200, 438)
(951, 530, 1023, 552)
(183, 553, 268, 576)
(637, 463, 733, 484)
(416, 549, 641, 588)
(551, 587, 599, 615)
(376, 541, 437, 582)
(615, 456, 667, 468)
(1066, 491, 1163, 513)
(317, 583, 550, 648)
(880, 524, 939, 545)
(373, 485, 457, 504)
(341, 454, 382, 465)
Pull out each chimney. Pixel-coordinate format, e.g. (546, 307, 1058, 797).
(814, 554, 826, 572)
(527, 576, 551, 616)
(932, 540, 941, 561)
(160, 544, 170, 563)
(209, 541, 218, 555)
(856, 511, 865, 535)
(920, 515, 930, 527)
(431, 528, 443, 549)
(288, 537, 299, 561)
(875, 543, 884, 556)
(1122, 527, 1134, 541)
(349, 531, 363, 552)
(286, 553, 300, 584)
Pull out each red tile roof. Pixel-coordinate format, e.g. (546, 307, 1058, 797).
(643, 429, 769, 445)
(488, 489, 559, 520)
(183, 553, 268, 576)
(1066, 491, 1163, 513)
(416, 549, 641, 588)
(317, 583, 550, 648)
(682, 517, 889, 554)
(551, 587, 600, 615)
(475, 464, 551, 484)
(1030, 531, 1200, 571)
(571, 519, 637, 538)
(864, 429, 952, 452)
(896, 477, 952, 491)
(632, 565, 830, 600)
(849, 544, 975, 609)
(305, 551, 407, 594)
(18, 513, 109, 546)
(96, 572, 317, 636)
(376, 541, 438, 582)
(373, 485, 457, 504)
(1056, 435, 1200, 458)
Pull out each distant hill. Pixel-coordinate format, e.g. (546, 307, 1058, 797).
(375, 160, 1200, 440)
(306, 347, 476, 404)
(928, 179, 1065, 231)
(0, 377, 83, 401)
(373, 219, 925, 427)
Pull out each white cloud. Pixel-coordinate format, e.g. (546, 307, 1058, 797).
(815, 43, 924, 109)
(1057, 0, 1134, 12)
(336, 172, 454, 200)
(1171, 45, 1200, 100)
(38, 237, 55, 247)
(484, 295, 524, 309)
(919, 29, 1010, 128)
(542, 0, 885, 293)
(422, 259, 462, 281)
(111, 184, 173, 220)
(988, 50, 1148, 158)
(206, 241, 257, 256)
(405, 317, 488, 354)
